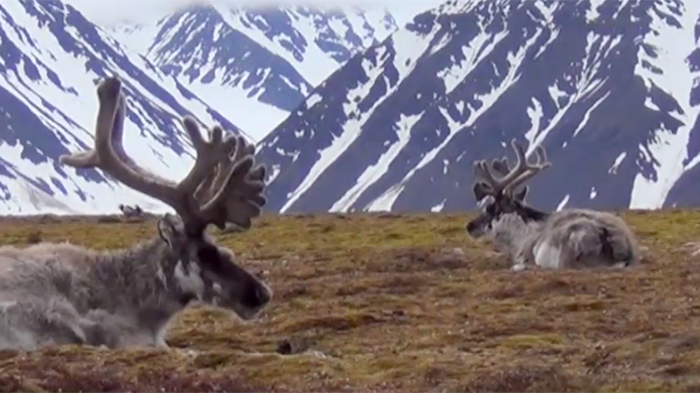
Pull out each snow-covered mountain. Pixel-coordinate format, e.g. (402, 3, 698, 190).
(109, 4, 398, 142)
(258, 0, 700, 213)
(0, 0, 253, 215)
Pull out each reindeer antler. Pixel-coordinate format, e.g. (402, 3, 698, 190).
(473, 139, 550, 196)
(489, 157, 510, 177)
(59, 77, 266, 235)
(190, 130, 266, 229)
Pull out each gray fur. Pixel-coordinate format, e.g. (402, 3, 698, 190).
(0, 76, 272, 350)
(0, 215, 272, 350)
(119, 204, 144, 218)
(487, 209, 640, 271)
(467, 139, 640, 271)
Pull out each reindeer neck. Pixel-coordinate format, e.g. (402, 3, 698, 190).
(491, 213, 543, 258)
(520, 204, 550, 222)
(77, 237, 202, 333)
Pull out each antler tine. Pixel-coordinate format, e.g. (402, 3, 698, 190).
(59, 77, 181, 209)
(195, 136, 266, 230)
(230, 141, 268, 209)
(473, 160, 498, 192)
(232, 136, 266, 190)
(187, 129, 267, 232)
(535, 145, 548, 164)
(495, 139, 530, 188)
(196, 134, 245, 201)
(184, 132, 264, 230)
(178, 127, 266, 232)
(470, 139, 528, 195)
(235, 139, 266, 189)
(192, 126, 235, 202)
(503, 143, 552, 194)
(60, 76, 250, 235)
(176, 118, 238, 196)
(490, 157, 510, 177)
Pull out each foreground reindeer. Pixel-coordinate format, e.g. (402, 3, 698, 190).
(0, 77, 272, 350)
(466, 140, 640, 271)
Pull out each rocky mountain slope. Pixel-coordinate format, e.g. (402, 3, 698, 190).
(0, 0, 251, 215)
(258, 0, 700, 213)
(109, 4, 398, 141)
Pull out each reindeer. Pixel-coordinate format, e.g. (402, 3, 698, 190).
(465, 139, 640, 271)
(118, 204, 144, 218)
(0, 76, 273, 350)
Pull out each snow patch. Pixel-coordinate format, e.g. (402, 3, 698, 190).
(556, 194, 570, 211)
(629, 0, 700, 208)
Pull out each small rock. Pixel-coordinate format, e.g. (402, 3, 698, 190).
(450, 247, 465, 255)
(276, 339, 292, 355)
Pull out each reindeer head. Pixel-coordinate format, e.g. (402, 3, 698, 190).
(156, 214, 271, 320)
(466, 139, 551, 238)
(59, 77, 272, 320)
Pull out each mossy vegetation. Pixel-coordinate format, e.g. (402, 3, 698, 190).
(1, 210, 700, 391)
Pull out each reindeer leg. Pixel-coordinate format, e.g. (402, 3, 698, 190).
(154, 331, 170, 349)
(511, 263, 527, 272)
(80, 309, 129, 348)
(5, 298, 95, 348)
(79, 318, 117, 348)
(512, 243, 535, 271)
(82, 308, 157, 349)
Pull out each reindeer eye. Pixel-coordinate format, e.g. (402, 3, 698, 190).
(196, 244, 232, 276)
(196, 244, 219, 264)
(486, 204, 496, 215)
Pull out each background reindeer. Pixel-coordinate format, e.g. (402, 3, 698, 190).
(0, 76, 272, 350)
(119, 204, 143, 218)
(465, 140, 640, 271)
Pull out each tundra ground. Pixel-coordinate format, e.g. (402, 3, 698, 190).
(0, 210, 699, 392)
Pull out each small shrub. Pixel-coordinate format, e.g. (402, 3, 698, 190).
(96, 216, 120, 224)
(25, 231, 42, 244)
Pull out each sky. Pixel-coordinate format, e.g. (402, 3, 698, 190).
(62, 0, 443, 25)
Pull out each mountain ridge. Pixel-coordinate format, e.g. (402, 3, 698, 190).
(0, 0, 253, 214)
(109, 3, 398, 141)
(258, 0, 700, 213)
(0, 0, 403, 215)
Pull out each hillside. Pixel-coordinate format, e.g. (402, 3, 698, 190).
(0, 210, 699, 391)
(0, 0, 254, 215)
(109, 5, 398, 141)
(258, 0, 700, 213)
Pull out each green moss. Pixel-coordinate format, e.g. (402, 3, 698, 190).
(501, 333, 565, 349)
(0, 210, 699, 391)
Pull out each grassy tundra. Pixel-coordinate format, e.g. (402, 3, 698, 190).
(0, 209, 699, 392)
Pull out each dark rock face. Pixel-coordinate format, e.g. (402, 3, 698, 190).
(0, 0, 246, 212)
(258, 0, 700, 214)
(110, 5, 398, 141)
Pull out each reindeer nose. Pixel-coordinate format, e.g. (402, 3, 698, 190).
(254, 284, 272, 307)
(242, 282, 273, 310)
(466, 221, 477, 234)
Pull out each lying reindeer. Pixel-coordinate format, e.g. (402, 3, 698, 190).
(118, 204, 143, 218)
(465, 139, 640, 271)
(0, 76, 272, 350)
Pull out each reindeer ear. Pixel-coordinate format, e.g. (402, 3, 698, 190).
(473, 182, 491, 202)
(514, 186, 528, 202)
(157, 213, 184, 250)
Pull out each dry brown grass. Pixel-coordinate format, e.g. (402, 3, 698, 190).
(0, 209, 700, 391)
